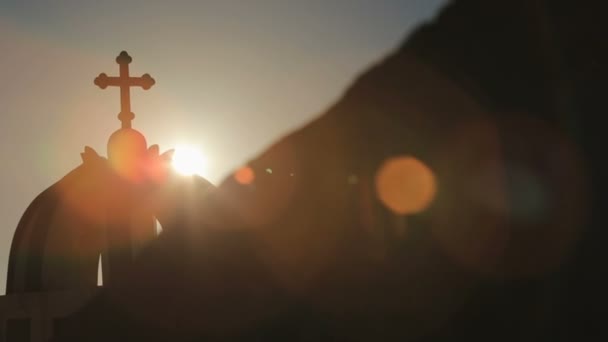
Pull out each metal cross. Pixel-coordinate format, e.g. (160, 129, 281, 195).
(94, 51, 155, 129)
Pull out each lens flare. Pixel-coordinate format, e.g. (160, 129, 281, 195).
(234, 166, 255, 185)
(375, 156, 437, 215)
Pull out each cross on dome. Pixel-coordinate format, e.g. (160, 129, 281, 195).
(94, 51, 157, 179)
(94, 51, 155, 129)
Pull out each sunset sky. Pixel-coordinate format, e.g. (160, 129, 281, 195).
(0, 0, 446, 293)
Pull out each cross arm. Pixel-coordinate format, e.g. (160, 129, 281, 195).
(94, 73, 156, 90)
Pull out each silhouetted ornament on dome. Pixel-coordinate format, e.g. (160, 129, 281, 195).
(96, 50, 159, 182)
(107, 128, 148, 181)
(6, 51, 169, 293)
(94, 50, 155, 129)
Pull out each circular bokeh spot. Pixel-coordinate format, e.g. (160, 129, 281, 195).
(430, 115, 587, 278)
(234, 166, 255, 185)
(375, 156, 437, 215)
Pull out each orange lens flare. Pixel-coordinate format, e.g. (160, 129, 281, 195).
(375, 156, 437, 215)
(234, 166, 255, 185)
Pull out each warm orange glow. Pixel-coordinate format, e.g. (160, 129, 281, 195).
(375, 156, 437, 215)
(234, 166, 255, 185)
(107, 128, 148, 183)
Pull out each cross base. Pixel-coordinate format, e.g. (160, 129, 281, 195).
(118, 111, 135, 128)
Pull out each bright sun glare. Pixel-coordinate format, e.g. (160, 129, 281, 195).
(172, 145, 208, 177)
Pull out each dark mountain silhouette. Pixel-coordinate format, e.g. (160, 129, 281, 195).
(53, 0, 607, 340)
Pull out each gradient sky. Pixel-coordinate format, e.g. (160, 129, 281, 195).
(0, 0, 447, 294)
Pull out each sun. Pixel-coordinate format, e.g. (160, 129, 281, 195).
(171, 144, 208, 177)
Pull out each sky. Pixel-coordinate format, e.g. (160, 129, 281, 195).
(0, 0, 447, 294)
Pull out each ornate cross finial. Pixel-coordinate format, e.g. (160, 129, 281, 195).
(94, 51, 155, 129)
